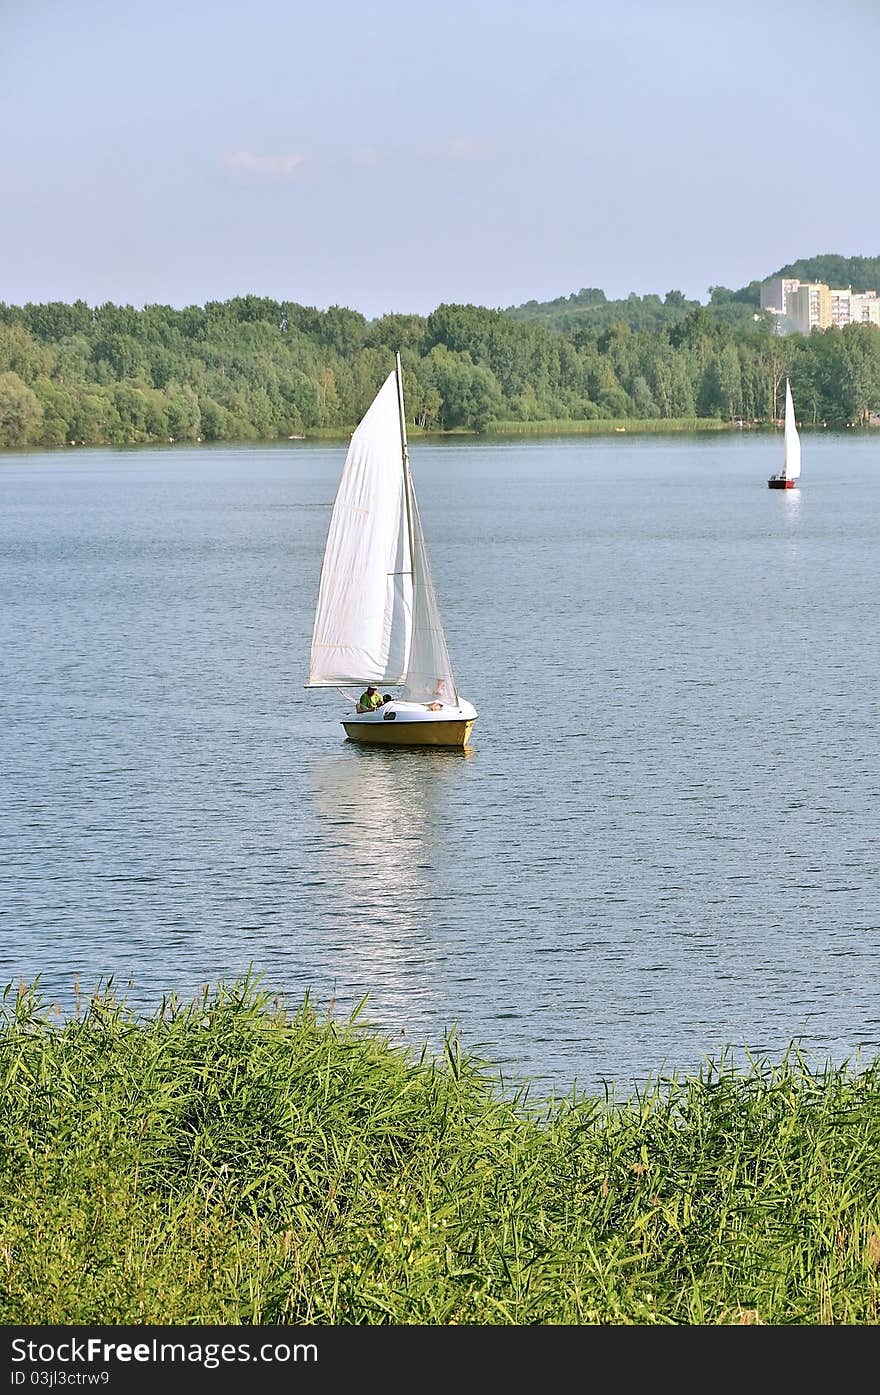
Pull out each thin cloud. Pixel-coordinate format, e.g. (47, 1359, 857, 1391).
(422, 136, 494, 162)
(353, 146, 379, 166)
(222, 151, 306, 179)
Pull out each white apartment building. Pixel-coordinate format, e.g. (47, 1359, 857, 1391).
(759, 277, 800, 314)
(760, 276, 880, 333)
(786, 281, 831, 335)
(829, 287, 880, 327)
(830, 287, 852, 326)
(851, 290, 880, 326)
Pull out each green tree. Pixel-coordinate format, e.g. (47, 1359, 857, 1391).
(429, 346, 504, 430)
(629, 374, 658, 417)
(67, 388, 121, 444)
(699, 344, 742, 419)
(0, 324, 46, 382)
(365, 314, 426, 353)
(837, 324, 880, 423)
(197, 395, 230, 441)
(313, 306, 368, 357)
(165, 383, 202, 440)
(33, 377, 75, 444)
(0, 371, 43, 445)
(21, 300, 93, 340)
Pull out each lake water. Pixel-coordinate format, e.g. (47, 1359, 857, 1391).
(2, 429, 880, 1100)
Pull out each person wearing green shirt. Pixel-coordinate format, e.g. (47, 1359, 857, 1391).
(356, 685, 383, 713)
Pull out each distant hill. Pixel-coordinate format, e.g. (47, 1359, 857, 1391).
(504, 287, 703, 334)
(504, 283, 766, 334)
(503, 254, 880, 334)
(769, 253, 880, 294)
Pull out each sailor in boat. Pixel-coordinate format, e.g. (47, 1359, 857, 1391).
(356, 685, 383, 713)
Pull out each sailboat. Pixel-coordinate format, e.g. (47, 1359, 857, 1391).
(306, 353, 478, 747)
(768, 378, 801, 489)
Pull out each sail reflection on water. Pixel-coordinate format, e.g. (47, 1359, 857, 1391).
(305, 746, 474, 1022)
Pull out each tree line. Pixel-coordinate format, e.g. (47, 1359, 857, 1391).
(1, 290, 879, 449)
(505, 255, 880, 336)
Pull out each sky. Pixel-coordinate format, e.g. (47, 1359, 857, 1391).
(2, 0, 878, 319)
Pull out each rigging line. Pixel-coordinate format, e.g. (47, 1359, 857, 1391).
(395, 352, 417, 598)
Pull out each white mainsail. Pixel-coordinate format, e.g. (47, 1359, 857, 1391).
(306, 361, 459, 704)
(783, 378, 801, 480)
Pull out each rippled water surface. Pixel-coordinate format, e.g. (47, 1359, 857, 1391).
(3, 431, 880, 1097)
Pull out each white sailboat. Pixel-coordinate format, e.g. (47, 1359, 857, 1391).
(768, 378, 801, 489)
(306, 353, 478, 747)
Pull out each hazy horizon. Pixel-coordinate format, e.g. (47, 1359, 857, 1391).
(2, 0, 878, 319)
(0, 251, 870, 318)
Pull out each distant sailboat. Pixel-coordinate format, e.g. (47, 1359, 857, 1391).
(306, 353, 477, 747)
(768, 379, 801, 489)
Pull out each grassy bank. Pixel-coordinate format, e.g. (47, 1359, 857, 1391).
(2, 979, 879, 1325)
(293, 417, 731, 441)
(483, 416, 729, 436)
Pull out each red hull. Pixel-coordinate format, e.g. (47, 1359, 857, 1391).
(768, 477, 796, 489)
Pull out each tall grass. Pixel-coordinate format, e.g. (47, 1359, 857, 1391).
(482, 417, 728, 436)
(296, 418, 730, 440)
(1, 978, 878, 1324)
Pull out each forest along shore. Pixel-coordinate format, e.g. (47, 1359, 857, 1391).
(2, 292, 878, 449)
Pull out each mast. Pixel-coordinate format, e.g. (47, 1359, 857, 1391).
(395, 351, 417, 690)
(395, 351, 416, 584)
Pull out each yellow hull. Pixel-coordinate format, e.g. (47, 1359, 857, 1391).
(342, 719, 475, 748)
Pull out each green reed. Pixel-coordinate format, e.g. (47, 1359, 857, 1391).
(482, 417, 729, 435)
(1, 977, 878, 1325)
(288, 417, 729, 440)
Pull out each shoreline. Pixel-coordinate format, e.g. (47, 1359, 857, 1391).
(3, 416, 874, 453)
